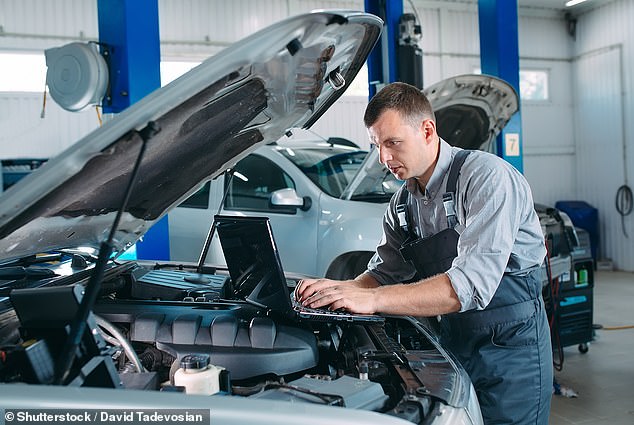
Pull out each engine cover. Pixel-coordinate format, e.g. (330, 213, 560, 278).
(130, 313, 318, 380)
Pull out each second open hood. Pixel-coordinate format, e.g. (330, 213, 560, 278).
(425, 74, 518, 151)
(342, 74, 519, 201)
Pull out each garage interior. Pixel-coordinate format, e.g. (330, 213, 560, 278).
(1, 0, 633, 424)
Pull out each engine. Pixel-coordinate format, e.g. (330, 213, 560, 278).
(0, 262, 467, 424)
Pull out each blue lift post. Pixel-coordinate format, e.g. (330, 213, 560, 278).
(365, 0, 403, 98)
(478, 0, 524, 173)
(97, 0, 170, 260)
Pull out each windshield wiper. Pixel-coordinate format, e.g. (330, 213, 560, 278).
(0, 266, 59, 298)
(350, 193, 393, 203)
(0, 266, 57, 281)
(0, 248, 99, 270)
(0, 253, 63, 268)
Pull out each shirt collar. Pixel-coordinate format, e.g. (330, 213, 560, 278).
(405, 138, 453, 198)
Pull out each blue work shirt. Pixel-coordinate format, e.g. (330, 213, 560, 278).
(367, 139, 547, 312)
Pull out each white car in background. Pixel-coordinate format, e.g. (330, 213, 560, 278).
(168, 130, 395, 279)
(168, 74, 520, 280)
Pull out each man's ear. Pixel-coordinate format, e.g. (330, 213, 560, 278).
(422, 119, 437, 143)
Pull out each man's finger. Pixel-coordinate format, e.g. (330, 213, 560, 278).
(294, 279, 304, 296)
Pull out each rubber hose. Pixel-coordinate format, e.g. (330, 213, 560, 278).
(615, 185, 633, 237)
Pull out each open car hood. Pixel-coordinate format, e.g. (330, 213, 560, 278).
(0, 11, 382, 263)
(342, 74, 518, 201)
(425, 73, 518, 151)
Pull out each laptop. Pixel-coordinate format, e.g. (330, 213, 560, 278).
(214, 215, 383, 323)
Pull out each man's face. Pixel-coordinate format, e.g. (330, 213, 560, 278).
(367, 109, 439, 183)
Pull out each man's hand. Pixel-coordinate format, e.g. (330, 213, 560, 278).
(295, 276, 379, 314)
(295, 273, 461, 317)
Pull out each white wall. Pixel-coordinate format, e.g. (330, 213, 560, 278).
(570, 0, 634, 271)
(0, 0, 99, 51)
(518, 13, 577, 207)
(0, 93, 99, 158)
(0, 0, 101, 159)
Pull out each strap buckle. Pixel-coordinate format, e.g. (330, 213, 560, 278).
(396, 203, 409, 233)
(442, 192, 458, 228)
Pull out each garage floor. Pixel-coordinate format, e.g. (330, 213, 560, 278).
(548, 270, 634, 425)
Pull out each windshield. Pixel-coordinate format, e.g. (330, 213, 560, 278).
(340, 147, 402, 204)
(348, 167, 401, 203)
(278, 143, 402, 202)
(277, 145, 367, 198)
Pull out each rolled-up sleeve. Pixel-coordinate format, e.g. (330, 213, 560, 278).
(447, 155, 545, 312)
(367, 148, 546, 313)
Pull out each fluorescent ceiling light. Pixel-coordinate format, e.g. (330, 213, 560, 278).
(565, 0, 589, 7)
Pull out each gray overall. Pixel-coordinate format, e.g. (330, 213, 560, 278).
(397, 150, 552, 425)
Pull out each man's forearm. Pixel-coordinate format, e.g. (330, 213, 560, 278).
(374, 273, 461, 316)
(353, 272, 381, 288)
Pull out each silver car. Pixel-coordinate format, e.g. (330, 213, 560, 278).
(0, 10, 483, 425)
(169, 132, 390, 279)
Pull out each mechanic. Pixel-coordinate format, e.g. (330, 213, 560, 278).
(296, 82, 553, 424)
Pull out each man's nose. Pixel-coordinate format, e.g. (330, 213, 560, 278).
(378, 146, 391, 164)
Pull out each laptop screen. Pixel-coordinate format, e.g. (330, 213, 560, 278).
(214, 215, 293, 314)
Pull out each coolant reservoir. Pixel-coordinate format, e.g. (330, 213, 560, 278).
(174, 354, 225, 395)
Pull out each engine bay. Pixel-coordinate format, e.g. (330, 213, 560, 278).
(0, 259, 467, 424)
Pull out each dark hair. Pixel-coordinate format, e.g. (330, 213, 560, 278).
(363, 82, 435, 128)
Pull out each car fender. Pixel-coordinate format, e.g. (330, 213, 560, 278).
(316, 195, 387, 277)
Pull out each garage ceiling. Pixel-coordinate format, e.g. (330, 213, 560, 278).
(517, 0, 607, 11)
(518, 0, 572, 8)
(433, 0, 609, 14)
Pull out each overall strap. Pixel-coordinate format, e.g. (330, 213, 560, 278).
(397, 149, 472, 237)
(396, 187, 415, 240)
(442, 150, 471, 229)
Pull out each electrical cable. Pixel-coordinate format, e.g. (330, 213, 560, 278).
(95, 105, 103, 127)
(97, 327, 121, 347)
(615, 184, 632, 237)
(544, 238, 564, 371)
(594, 323, 634, 331)
(261, 382, 346, 407)
(95, 314, 145, 373)
(406, 0, 423, 32)
(40, 82, 47, 119)
(546, 247, 555, 329)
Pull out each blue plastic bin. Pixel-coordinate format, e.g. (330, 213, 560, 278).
(555, 201, 599, 263)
